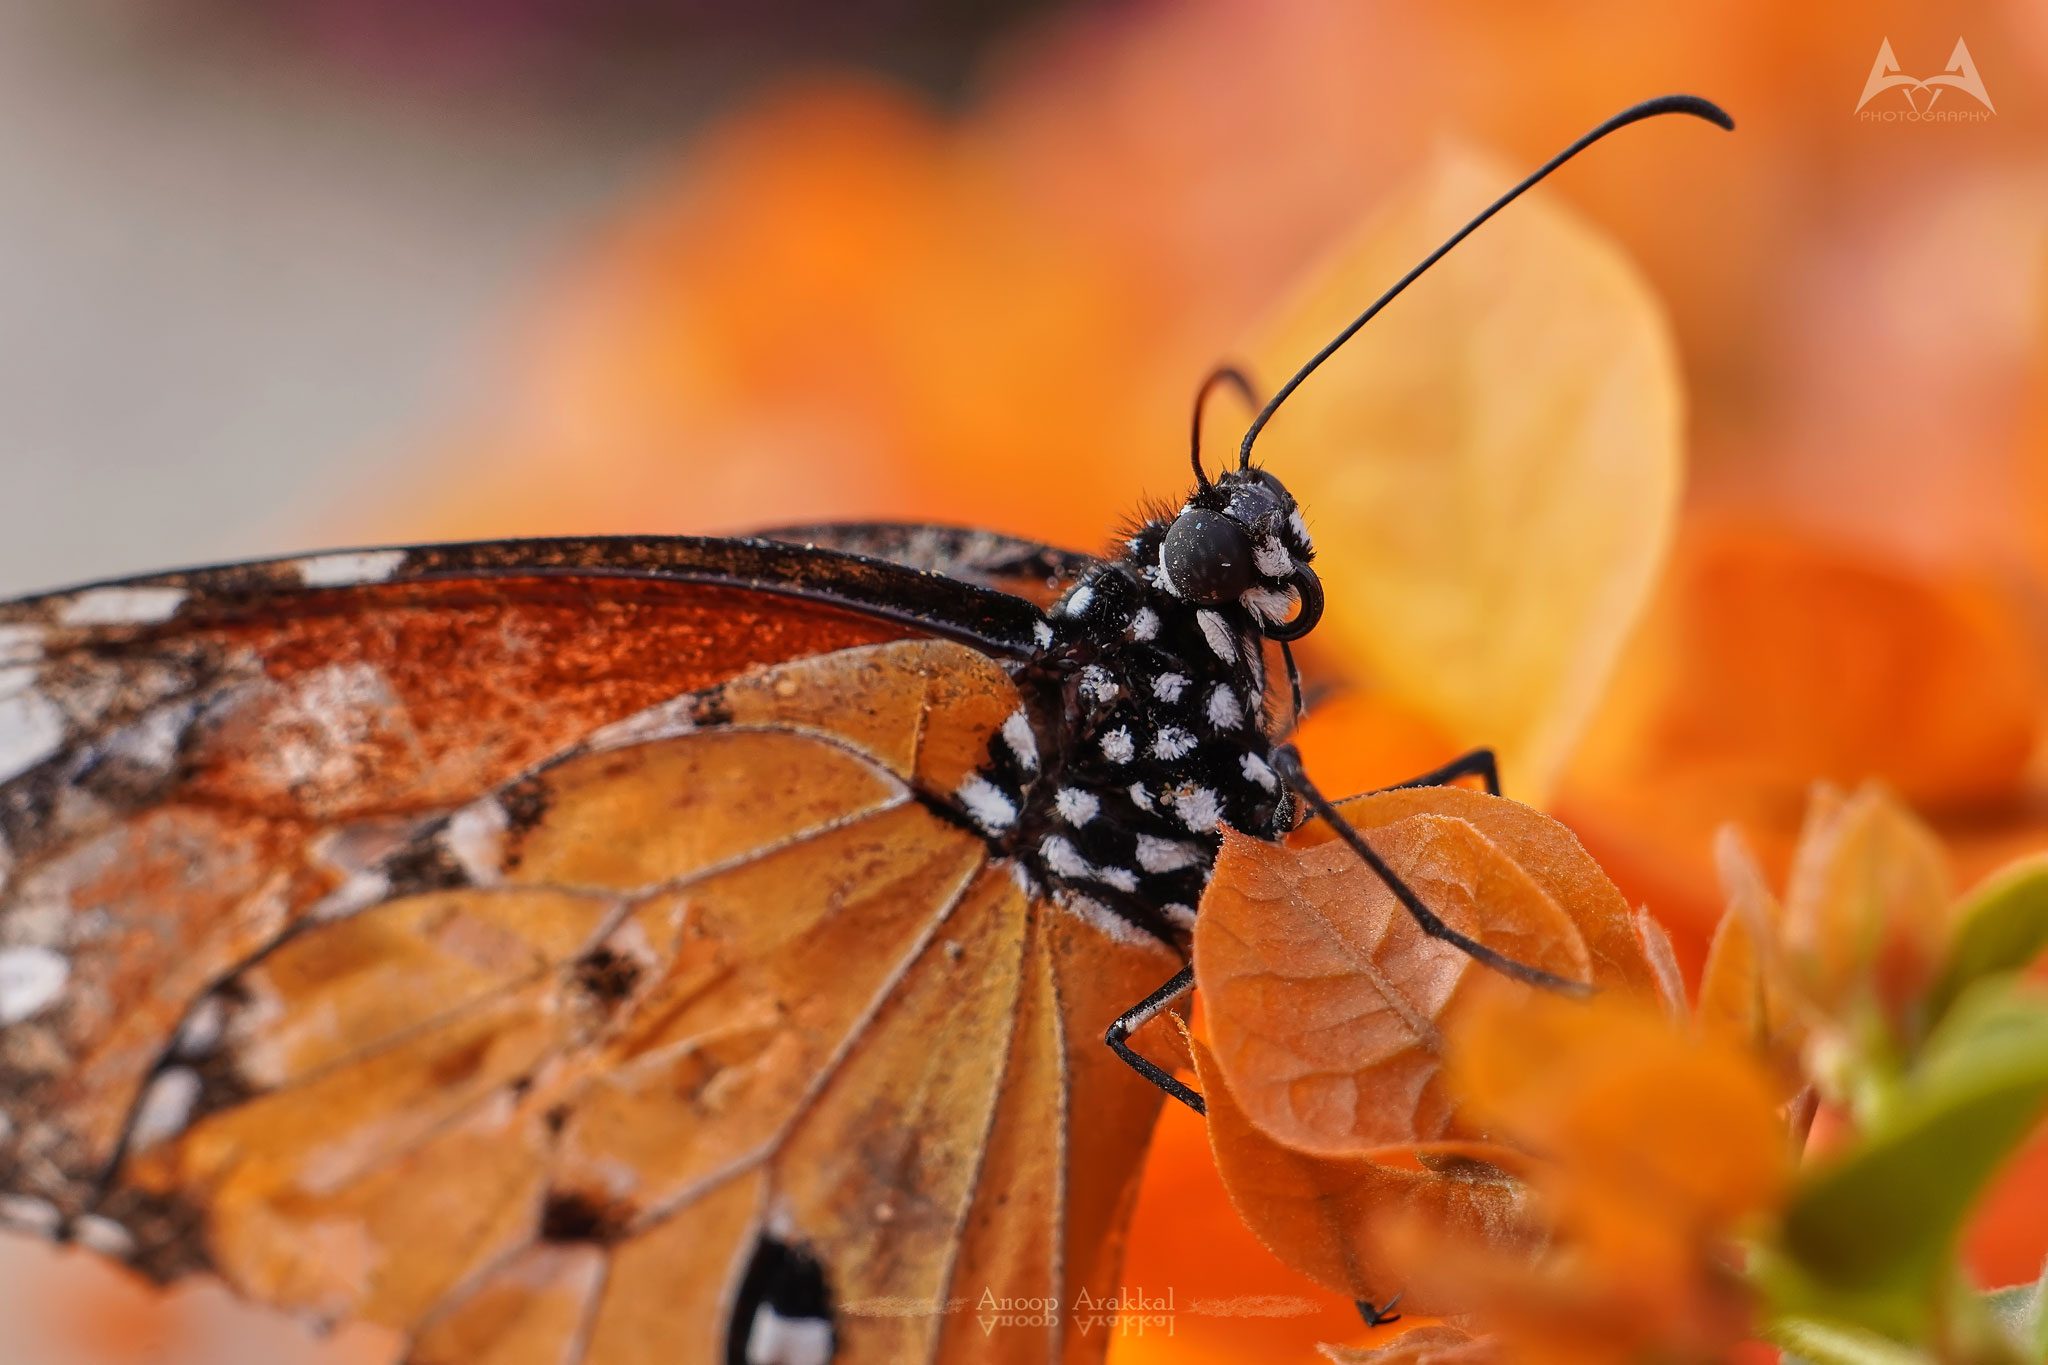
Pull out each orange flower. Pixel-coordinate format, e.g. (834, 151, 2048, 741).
(1404, 990, 1791, 1365)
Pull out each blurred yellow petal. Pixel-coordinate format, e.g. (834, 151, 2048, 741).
(1247, 148, 1683, 803)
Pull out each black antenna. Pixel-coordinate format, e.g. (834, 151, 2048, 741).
(1189, 364, 1259, 489)
(1237, 93, 1732, 469)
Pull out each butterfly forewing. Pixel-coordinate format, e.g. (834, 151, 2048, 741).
(0, 551, 1174, 1365)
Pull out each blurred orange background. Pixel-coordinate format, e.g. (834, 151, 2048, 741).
(2, 0, 2045, 1360)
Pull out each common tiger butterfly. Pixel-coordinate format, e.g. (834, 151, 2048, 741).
(0, 94, 1728, 1364)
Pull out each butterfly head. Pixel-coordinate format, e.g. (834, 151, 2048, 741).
(1157, 467, 1321, 640)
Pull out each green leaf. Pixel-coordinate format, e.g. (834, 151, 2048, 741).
(1926, 855, 2048, 1029)
(1775, 985, 2048, 1338)
(1769, 1314, 1931, 1365)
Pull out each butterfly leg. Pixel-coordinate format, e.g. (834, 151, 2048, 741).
(1355, 1294, 1404, 1327)
(1272, 745, 1589, 996)
(1105, 965, 1206, 1115)
(1370, 746, 1499, 796)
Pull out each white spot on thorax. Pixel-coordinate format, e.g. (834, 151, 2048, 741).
(747, 1306, 834, 1365)
(1151, 727, 1196, 761)
(1206, 685, 1244, 730)
(1129, 607, 1160, 642)
(1099, 727, 1135, 764)
(444, 799, 509, 883)
(1057, 890, 1157, 946)
(1000, 708, 1039, 772)
(1253, 535, 1293, 579)
(955, 774, 1018, 833)
(1033, 619, 1055, 650)
(1171, 784, 1223, 833)
(0, 676, 64, 785)
(1097, 865, 1139, 893)
(130, 1067, 202, 1150)
(1127, 782, 1153, 810)
(1242, 587, 1294, 623)
(0, 945, 69, 1024)
(56, 586, 186, 626)
(1039, 835, 1090, 880)
(1054, 788, 1099, 825)
(1197, 610, 1236, 662)
(297, 550, 406, 587)
(1135, 835, 1203, 874)
(1151, 673, 1188, 703)
(1077, 665, 1120, 706)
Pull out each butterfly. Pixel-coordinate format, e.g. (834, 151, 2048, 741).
(0, 95, 1728, 1365)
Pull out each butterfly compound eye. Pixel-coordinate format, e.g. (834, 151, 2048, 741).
(1161, 508, 1255, 604)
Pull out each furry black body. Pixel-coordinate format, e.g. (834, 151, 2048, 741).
(961, 468, 1317, 942)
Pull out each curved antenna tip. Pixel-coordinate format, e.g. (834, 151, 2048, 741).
(1633, 92, 1735, 131)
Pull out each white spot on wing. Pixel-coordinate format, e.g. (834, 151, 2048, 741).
(1151, 727, 1196, 761)
(72, 1214, 136, 1259)
(1163, 902, 1197, 931)
(1000, 708, 1039, 772)
(0, 1196, 62, 1236)
(1289, 507, 1313, 552)
(130, 1067, 202, 1151)
(1128, 607, 1159, 642)
(308, 868, 392, 922)
(955, 774, 1018, 833)
(1206, 685, 1244, 730)
(0, 678, 64, 784)
(1033, 619, 1055, 650)
(1054, 788, 1099, 825)
(1241, 753, 1279, 792)
(57, 586, 187, 626)
(297, 550, 406, 587)
(1099, 727, 1135, 764)
(1151, 673, 1188, 703)
(1061, 583, 1096, 618)
(748, 1306, 835, 1365)
(444, 800, 509, 883)
(586, 695, 698, 751)
(0, 624, 45, 664)
(0, 945, 69, 1024)
(176, 997, 225, 1057)
(1197, 610, 1235, 662)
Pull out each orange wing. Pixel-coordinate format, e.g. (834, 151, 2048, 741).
(0, 559, 1174, 1364)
